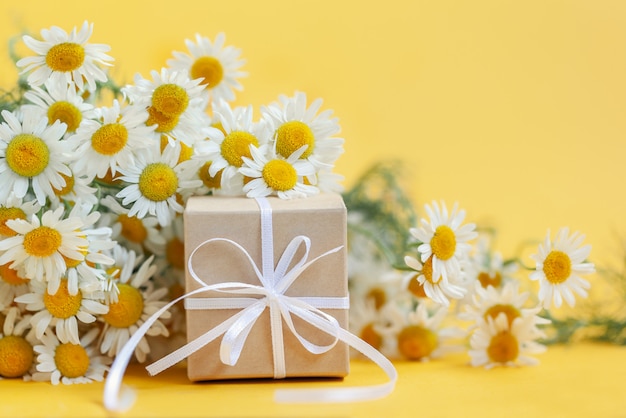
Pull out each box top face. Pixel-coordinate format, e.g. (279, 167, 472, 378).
(185, 193, 346, 214)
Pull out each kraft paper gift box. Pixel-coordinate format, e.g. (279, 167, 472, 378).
(183, 193, 350, 381)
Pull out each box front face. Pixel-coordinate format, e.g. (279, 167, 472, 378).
(184, 194, 349, 381)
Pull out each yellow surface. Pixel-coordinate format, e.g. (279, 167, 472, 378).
(0, 342, 624, 417)
(1, 0, 626, 271)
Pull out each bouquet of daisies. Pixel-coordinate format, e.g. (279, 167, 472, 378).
(0, 21, 344, 384)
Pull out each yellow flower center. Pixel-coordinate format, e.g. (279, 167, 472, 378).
(366, 287, 387, 310)
(43, 280, 83, 319)
(138, 163, 178, 202)
(103, 283, 144, 328)
(152, 84, 189, 117)
(262, 160, 297, 191)
(275, 121, 315, 159)
(54, 342, 90, 378)
(487, 331, 519, 363)
(360, 323, 383, 350)
(23, 226, 62, 257)
(160, 135, 193, 163)
(191, 56, 224, 88)
(62, 244, 88, 269)
(0, 335, 34, 378)
(0, 263, 28, 286)
(45, 42, 85, 72)
(198, 162, 222, 189)
(53, 172, 75, 196)
(5, 134, 50, 178)
(421, 255, 440, 284)
(146, 106, 179, 133)
(484, 304, 521, 328)
(91, 123, 128, 156)
(397, 325, 438, 361)
(407, 273, 428, 298)
(166, 237, 185, 270)
(543, 250, 572, 284)
(431, 225, 456, 261)
(0, 207, 27, 236)
(47, 101, 82, 133)
(220, 131, 259, 168)
(478, 271, 502, 288)
(118, 214, 147, 243)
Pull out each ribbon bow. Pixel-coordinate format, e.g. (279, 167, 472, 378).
(104, 197, 397, 412)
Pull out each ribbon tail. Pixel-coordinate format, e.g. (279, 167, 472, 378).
(273, 327, 397, 403)
(103, 287, 206, 412)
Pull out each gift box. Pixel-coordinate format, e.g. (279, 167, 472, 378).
(183, 193, 350, 381)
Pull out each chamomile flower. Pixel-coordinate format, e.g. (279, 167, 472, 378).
(98, 195, 165, 256)
(0, 108, 75, 206)
(99, 255, 170, 363)
(48, 170, 99, 208)
(115, 143, 202, 227)
(31, 327, 110, 385)
(0, 193, 40, 238)
(529, 227, 595, 309)
(122, 68, 209, 146)
(100, 244, 142, 304)
(167, 32, 247, 102)
(410, 201, 477, 286)
(349, 298, 395, 353)
(404, 253, 467, 306)
(466, 235, 518, 290)
(71, 99, 156, 179)
(0, 206, 89, 294)
(16, 21, 113, 91)
(0, 263, 30, 309)
(261, 91, 344, 168)
(195, 101, 270, 193)
(469, 313, 546, 369)
(240, 144, 318, 199)
(0, 307, 36, 379)
(15, 278, 108, 345)
(459, 281, 549, 330)
(380, 303, 464, 361)
(22, 79, 96, 136)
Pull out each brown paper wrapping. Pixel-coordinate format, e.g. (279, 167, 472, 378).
(183, 193, 349, 381)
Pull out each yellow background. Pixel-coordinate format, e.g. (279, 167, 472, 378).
(2, 0, 626, 269)
(1, 1, 625, 417)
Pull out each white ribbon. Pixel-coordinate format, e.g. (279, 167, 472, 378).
(104, 197, 397, 412)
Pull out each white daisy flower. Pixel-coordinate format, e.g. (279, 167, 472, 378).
(469, 313, 547, 369)
(0, 206, 89, 294)
(379, 303, 465, 361)
(16, 21, 113, 91)
(0, 307, 37, 379)
(31, 327, 110, 385)
(122, 68, 210, 146)
(194, 101, 270, 193)
(98, 196, 165, 256)
(22, 78, 97, 136)
(459, 281, 550, 330)
(99, 255, 170, 363)
(529, 227, 595, 309)
(167, 32, 247, 102)
(0, 263, 30, 309)
(100, 244, 143, 304)
(240, 144, 318, 199)
(349, 298, 396, 353)
(465, 234, 519, 290)
(115, 143, 202, 227)
(47, 170, 99, 208)
(261, 91, 344, 168)
(0, 108, 75, 206)
(410, 201, 478, 286)
(404, 253, 467, 306)
(71, 99, 156, 179)
(0, 193, 40, 238)
(15, 278, 108, 345)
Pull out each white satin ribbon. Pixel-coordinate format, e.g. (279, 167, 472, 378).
(103, 197, 397, 412)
